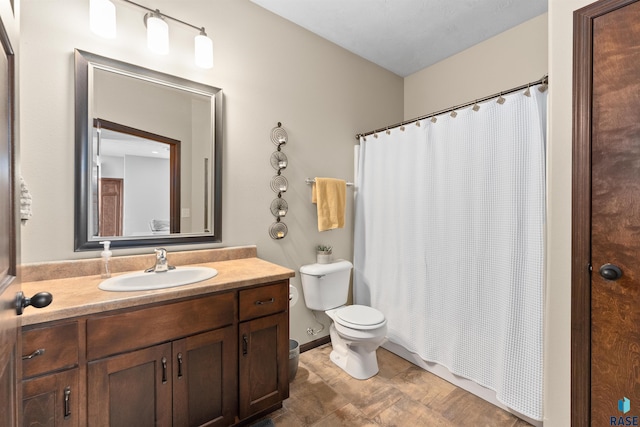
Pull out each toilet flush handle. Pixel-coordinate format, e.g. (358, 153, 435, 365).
(304, 273, 325, 279)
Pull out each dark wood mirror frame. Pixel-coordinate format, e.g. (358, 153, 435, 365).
(74, 49, 223, 251)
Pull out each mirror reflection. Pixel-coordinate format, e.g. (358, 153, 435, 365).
(94, 119, 181, 237)
(75, 50, 222, 251)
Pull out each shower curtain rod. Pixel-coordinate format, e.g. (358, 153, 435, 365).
(355, 74, 549, 140)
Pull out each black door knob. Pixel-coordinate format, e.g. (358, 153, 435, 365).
(15, 291, 53, 315)
(599, 264, 623, 281)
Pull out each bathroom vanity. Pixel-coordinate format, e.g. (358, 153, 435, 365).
(19, 248, 294, 426)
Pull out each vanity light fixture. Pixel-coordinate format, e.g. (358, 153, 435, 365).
(144, 10, 169, 55)
(89, 0, 116, 39)
(89, 0, 214, 69)
(195, 28, 214, 69)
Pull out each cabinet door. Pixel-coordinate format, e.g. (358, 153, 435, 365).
(87, 343, 172, 427)
(22, 369, 79, 427)
(238, 311, 289, 419)
(173, 327, 237, 427)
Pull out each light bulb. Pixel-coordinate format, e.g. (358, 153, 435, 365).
(194, 29, 213, 69)
(90, 0, 116, 39)
(145, 11, 169, 55)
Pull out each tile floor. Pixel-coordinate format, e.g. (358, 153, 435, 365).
(268, 344, 532, 427)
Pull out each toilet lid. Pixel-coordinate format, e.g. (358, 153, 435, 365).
(335, 305, 385, 329)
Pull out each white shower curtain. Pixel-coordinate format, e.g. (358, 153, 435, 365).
(354, 88, 546, 421)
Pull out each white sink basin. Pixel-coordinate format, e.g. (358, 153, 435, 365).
(99, 267, 218, 292)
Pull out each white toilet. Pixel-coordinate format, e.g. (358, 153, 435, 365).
(300, 260, 387, 380)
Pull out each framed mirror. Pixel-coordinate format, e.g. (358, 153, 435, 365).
(74, 49, 222, 251)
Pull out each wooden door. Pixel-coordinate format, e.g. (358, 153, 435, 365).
(172, 327, 237, 427)
(573, 0, 640, 424)
(238, 312, 288, 419)
(99, 178, 123, 236)
(87, 343, 172, 427)
(0, 12, 18, 427)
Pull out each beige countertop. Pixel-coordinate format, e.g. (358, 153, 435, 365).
(21, 257, 295, 326)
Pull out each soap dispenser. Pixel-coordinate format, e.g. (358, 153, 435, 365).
(99, 240, 112, 279)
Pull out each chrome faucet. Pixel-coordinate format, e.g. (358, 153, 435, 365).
(145, 248, 175, 273)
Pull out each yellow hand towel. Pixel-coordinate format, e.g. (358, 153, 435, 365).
(312, 177, 346, 231)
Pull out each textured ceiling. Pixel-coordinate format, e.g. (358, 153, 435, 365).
(250, 0, 548, 77)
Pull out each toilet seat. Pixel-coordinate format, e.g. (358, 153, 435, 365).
(335, 305, 386, 330)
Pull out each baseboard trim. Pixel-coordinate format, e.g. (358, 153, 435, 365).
(300, 335, 330, 353)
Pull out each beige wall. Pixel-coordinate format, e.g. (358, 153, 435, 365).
(404, 14, 548, 119)
(18, 0, 403, 346)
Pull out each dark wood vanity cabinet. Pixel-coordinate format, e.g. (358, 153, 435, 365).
(87, 327, 237, 427)
(21, 279, 290, 427)
(238, 283, 290, 419)
(21, 321, 81, 427)
(86, 292, 237, 427)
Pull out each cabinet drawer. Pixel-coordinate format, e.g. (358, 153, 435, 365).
(239, 282, 288, 321)
(87, 292, 235, 361)
(22, 322, 79, 379)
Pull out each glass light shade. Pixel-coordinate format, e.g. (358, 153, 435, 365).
(146, 14, 169, 55)
(194, 32, 213, 69)
(90, 0, 116, 39)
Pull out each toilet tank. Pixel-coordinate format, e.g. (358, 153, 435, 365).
(299, 260, 353, 311)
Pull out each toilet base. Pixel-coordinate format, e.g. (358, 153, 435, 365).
(329, 324, 382, 380)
